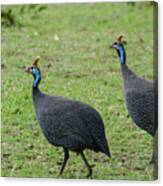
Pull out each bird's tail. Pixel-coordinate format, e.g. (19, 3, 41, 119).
(102, 143, 111, 158)
(96, 138, 111, 158)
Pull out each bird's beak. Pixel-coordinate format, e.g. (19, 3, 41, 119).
(25, 66, 33, 73)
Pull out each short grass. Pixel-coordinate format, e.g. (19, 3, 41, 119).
(1, 2, 156, 180)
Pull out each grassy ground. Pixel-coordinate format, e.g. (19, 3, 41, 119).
(1, 2, 156, 180)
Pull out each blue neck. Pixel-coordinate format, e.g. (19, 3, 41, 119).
(32, 69, 41, 88)
(33, 75, 41, 88)
(119, 45, 126, 65)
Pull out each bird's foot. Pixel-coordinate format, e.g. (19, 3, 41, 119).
(86, 168, 92, 179)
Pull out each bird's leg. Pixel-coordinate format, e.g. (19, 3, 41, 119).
(150, 131, 158, 164)
(80, 151, 92, 178)
(59, 148, 69, 175)
(150, 152, 154, 164)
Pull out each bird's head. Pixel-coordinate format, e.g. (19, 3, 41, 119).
(25, 56, 41, 77)
(25, 56, 41, 88)
(110, 35, 127, 65)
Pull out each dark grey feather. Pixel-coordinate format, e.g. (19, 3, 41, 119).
(121, 64, 157, 136)
(32, 88, 111, 156)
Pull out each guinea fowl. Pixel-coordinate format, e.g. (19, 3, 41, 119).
(111, 35, 158, 137)
(25, 56, 111, 177)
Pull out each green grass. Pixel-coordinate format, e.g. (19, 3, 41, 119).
(1, 2, 156, 180)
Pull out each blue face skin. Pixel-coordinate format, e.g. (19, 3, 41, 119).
(32, 68, 41, 88)
(112, 43, 126, 65)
